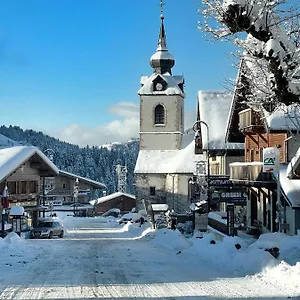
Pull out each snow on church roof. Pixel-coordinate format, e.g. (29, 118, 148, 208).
(134, 141, 204, 174)
(138, 72, 184, 96)
(0, 146, 59, 182)
(198, 91, 244, 150)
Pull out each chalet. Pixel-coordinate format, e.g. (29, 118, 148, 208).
(91, 192, 136, 215)
(43, 170, 106, 206)
(0, 145, 59, 229)
(224, 59, 300, 236)
(193, 91, 245, 212)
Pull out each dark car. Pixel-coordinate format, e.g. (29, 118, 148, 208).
(30, 218, 64, 239)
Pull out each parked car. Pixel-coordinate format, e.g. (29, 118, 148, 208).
(30, 218, 64, 239)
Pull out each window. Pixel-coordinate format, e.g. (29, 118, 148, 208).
(150, 187, 156, 196)
(28, 181, 37, 193)
(62, 183, 66, 189)
(154, 104, 165, 125)
(7, 182, 16, 194)
(20, 181, 26, 194)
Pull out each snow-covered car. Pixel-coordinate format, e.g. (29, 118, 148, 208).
(118, 212, 146, 224)
(30, 218, 64, 239)
(101, 208, 121, 218)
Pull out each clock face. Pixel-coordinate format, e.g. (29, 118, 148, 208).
(156, 82, 163, 91)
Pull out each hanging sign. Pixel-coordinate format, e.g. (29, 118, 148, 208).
(263, 147, 280, 173)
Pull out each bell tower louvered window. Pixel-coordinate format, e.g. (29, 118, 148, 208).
(154, 104, 165, 125)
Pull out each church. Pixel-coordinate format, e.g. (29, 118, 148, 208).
(134, 9, 203, 213)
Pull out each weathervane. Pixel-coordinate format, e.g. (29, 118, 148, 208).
(160, 0, 165, 20)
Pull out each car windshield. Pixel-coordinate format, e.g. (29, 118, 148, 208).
(38, 222, 53, 228)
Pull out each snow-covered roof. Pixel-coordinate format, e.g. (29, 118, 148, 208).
(0, 146, 59, 182)
(280, 164, 300, 209)
(198, 90, 244, 151)
(264, 104, 300, 131)
(59, 170, 106, 189)
(134, 141, 204, 174)
(90, 192, 135, 206)
(0, 134, 21, 148)
(138, 72, 184, 96)
(287, 146, 300, 179)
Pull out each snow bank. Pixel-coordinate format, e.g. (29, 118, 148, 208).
(151, 229, 192, 251)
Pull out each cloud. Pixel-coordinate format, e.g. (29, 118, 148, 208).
(55, 102, 139, 147)
(51, 101, 194, 147)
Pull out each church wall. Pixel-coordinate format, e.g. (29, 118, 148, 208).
(135, 173, 166, 211)
(140, 95, 184, 133)
(140, 133, 182, 150)
(135, 173, 192, 213)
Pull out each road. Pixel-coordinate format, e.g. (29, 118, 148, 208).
(0, 217, 295, 300)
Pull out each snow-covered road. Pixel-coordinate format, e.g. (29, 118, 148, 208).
(0, 216, 298, 300)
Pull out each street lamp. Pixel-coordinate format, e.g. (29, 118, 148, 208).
(73, 178, 79, 217)
(193, 120, 210, 213)
(1, 186, 9, 238)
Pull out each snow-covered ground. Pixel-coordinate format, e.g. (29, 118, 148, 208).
(0, 212, 299, 299)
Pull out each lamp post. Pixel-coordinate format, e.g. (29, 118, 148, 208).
(1, 186, 9, 238)
(168, 174, 176, 211)
(73, 178, 79, 217)
(193, 120, 210, 213)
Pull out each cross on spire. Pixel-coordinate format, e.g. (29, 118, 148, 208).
(160, 0, 165, 20)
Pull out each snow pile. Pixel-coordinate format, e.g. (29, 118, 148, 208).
(151, 228, 192, 251)
(121, 222, 154, 239)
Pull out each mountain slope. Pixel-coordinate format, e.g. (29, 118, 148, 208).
(0, 125, 139, 195)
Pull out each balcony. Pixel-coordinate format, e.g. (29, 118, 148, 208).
(238, 108, 265, 133)
(230, 162, 275, 188)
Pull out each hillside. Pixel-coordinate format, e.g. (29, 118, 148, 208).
(0, 125, 139, 196)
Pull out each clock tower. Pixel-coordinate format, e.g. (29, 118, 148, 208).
(138, 8, 185, 151)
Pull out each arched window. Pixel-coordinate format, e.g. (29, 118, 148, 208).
(154, 104, 165, 125)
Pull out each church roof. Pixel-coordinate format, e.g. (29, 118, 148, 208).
(138, 72, 184, 96)
(198, 90, 244, 151)
(134, 140, 204, 174)
(149, 13, 175, 74)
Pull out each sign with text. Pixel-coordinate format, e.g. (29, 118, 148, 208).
(227, 203, 235, 236)
(263, 147, 280, 173)
(212, 188, 247, 206)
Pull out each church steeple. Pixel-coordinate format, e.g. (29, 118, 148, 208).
(150, 1, 175, 75)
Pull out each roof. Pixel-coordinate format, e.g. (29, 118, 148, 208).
(138, 72, 184, 96)
(287, 146, 300, 178)
(58, 170, 106, 189)
(197, 90, 244, 151)
(134, 140, 204, 174)
(264, 104, 300, 131)
(90, 192, 135, 206)
(280, 164, 300, 209)
(0, 146, 59, 182)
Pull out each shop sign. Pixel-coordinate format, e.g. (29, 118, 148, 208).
(263, 147, 279, 173)
(209, 177, 233, 187)
(215, 188, 247, 206)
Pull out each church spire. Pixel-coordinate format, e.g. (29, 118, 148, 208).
(150, 0, 175, 74)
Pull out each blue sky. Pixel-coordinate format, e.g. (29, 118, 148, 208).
(0, 0, 237, 146)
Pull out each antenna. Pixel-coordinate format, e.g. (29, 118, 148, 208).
(115, 162, 127, 193)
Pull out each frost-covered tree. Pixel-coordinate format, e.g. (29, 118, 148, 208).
(199, 0, 300, 111)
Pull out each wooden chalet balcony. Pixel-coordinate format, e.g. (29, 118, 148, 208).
(238, 108, 265, 133)
(230, 162, 275, 187)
